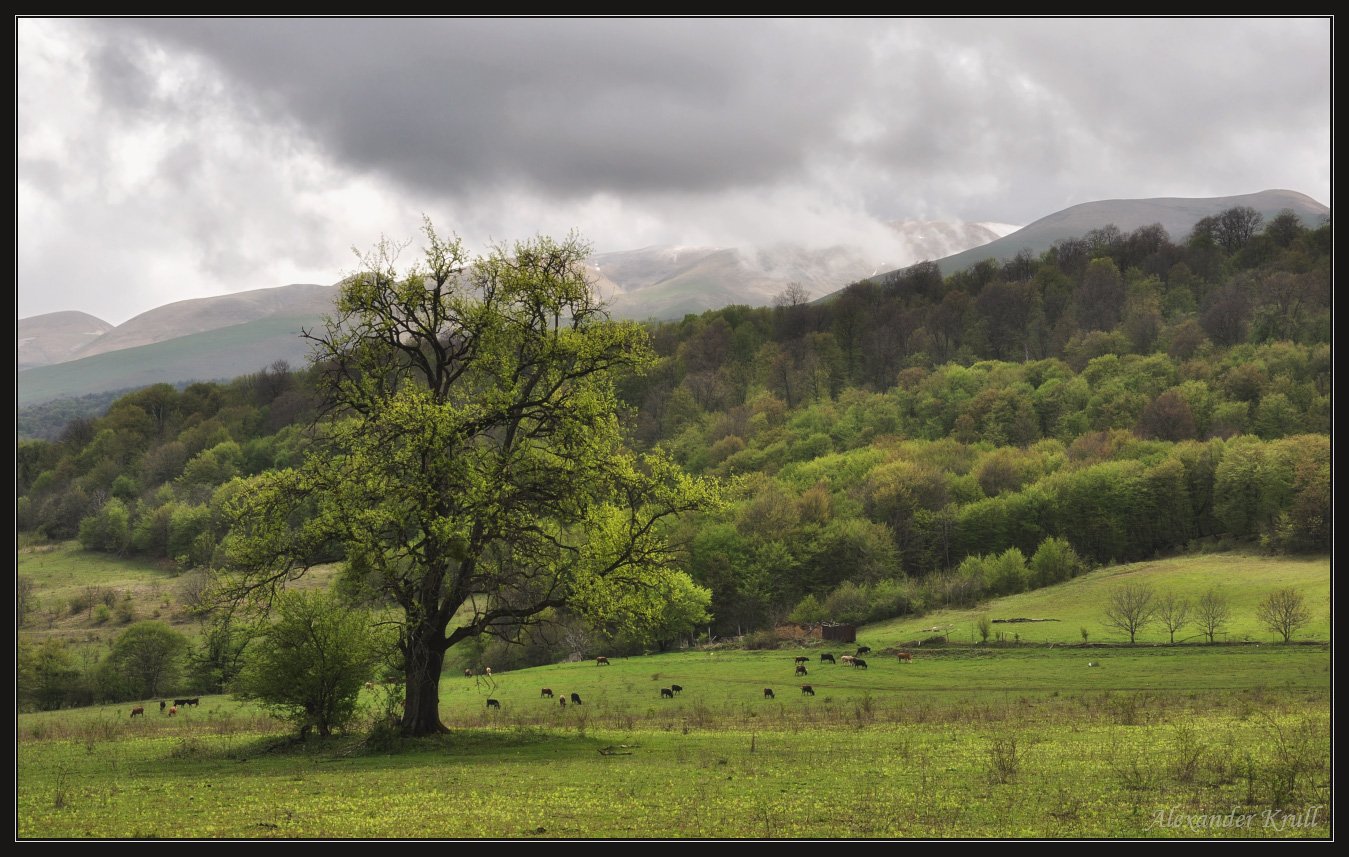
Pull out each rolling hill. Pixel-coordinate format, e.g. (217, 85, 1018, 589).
(16, 311, 114, 370)
(887, 188, 1329, 280)
(16, 314, 321, 407)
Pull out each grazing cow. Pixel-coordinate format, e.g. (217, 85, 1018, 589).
(486, 698, 500, 709)
(661, 688, 674, 698)
(801, 685, 815, 696)
(763, 688, 775, 699)
(794, 656, 809, 665)
(896, 651, 913, 663)
(670, 684, 683, 695)
(571, 692, 583, 705)
(840, 655, 856, 666)
(541, 688, 554, 698)
(184, 698, 199, 707)
(559, 698, 567, 708)
(168, 706, 178, 716)
(820, 653, 835, 664)
(596, 656, 610, 666)
(856, 646, 871, 656)
(464, 668, 474, 677)
(159, 700, 166, 712)
(853, 658, 868, 669)
(795, 664, 808, 676)
(1087, 662, 1099, 668)
(130, 706, 144, 718)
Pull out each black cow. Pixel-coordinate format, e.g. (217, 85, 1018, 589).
(159, 700, 166, 712)
(571, 692, 583, 705)
(541, 688, 554, 698)
(820, 653, 835, 663)
(486, 698, 501, 709)
(856, 646, 871, 656)
(853, 658, 868, 669)
(763, 688, 775, 699)
(795, 664, 808, 676)
(801, 685, 815, 696)
(794, 656, 809, 664)
(660, 688, 674, 698)
(670, 684, 683, 695)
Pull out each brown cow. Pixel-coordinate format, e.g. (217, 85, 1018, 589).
(168, 706, 178, 716)
(130, 706, 144, 718)
(596, 656, 610, 666)
(801, 685, 815, 696)
(795, 664, 808, 676)
(896, 651, 913, 663)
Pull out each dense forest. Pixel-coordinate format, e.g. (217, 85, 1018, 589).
(17, 206, 1331, 649)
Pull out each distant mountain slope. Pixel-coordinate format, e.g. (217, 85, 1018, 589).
(916, 189, 1329, 278)
(16, 314, 321, 406)
(16, 311, 114, 370)
(72, 283, 338, 360)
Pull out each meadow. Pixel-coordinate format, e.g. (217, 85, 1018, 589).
(16, 547, 1332, 839)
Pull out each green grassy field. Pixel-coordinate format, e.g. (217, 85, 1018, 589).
(16, 645, 1331, 838)
(16, 546, 1332, 838)
(863, 553, 1331, 648)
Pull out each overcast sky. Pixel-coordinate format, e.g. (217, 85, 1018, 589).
(16, 17, 1331, 325)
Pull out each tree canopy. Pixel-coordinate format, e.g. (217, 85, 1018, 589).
(217, 224, 718, 735)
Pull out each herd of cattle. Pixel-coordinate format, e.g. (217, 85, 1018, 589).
(481, 646, 918, 711)
(129, 697, 200, 718)
(133, 646, 922, 717)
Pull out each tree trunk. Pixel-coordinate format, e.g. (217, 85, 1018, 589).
(402, 625, 450, 735)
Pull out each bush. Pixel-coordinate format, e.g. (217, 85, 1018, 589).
(1029, 537, 1086, 587)
(741, 629, 782, 650)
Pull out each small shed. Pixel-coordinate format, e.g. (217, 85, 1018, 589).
(820, 622, 857, 643)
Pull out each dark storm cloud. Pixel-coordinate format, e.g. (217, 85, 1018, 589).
(97, 17, 1328, 225)
(110, 18, 865, 199)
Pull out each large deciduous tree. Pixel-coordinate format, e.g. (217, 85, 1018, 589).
(218, 224, 716, 735)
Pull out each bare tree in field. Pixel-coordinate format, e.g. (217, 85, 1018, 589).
(1256, 588, 1312, 643)
(1157, 593, 1191, 644)
(1103, 582, 1157, 644)
(1195, 588, 1231, 643)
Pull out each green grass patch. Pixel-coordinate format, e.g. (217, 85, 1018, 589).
(863, 552, 1330, 648)
(18, 662, 1331, 838)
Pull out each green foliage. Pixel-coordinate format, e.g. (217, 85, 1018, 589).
(787, 593, 824, 625)
(17, 640, 84, 711)
(77, 498, 132, 554)
(102, 621, 189, 701)
(232, 590, 385, 739)
(1028, 537, 1085, 588)
(218, 226, 717, 736)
